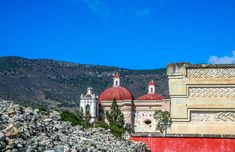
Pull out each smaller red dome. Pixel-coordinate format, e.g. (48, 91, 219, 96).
(138, 93, 164, 100)
(99, 86, 134, 101)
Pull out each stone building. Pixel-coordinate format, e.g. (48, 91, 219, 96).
(80, 73, 170, 132)
(167, 63, 235, 135)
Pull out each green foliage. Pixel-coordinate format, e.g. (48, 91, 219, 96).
(37, 106, 49, 115)
(38, 106, 47, 112)
(60, 109, 125, 138)
(95, 121, 125, 138)
(94, 121, 110, 129)
(104, 98, 126, 138)
(60, 111, 81, 126)
(60, 111, 91, 128)
(106, 98, 124, 128)
(109, 124, 125, 138)
(154, 110, 171, 134)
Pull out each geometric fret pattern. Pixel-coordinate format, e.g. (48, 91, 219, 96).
(189, 87, 235, 98)
(187, 68, 235, 78)
(191, 112, 235, 122)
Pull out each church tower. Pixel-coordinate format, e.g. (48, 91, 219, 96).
(80, 87, 98, 123)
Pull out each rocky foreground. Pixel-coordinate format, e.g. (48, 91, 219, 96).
(0, 100, 148, 152)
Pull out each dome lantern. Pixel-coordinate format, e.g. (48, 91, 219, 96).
(113, 73, 120, 87)
(148, 80, 156, 94)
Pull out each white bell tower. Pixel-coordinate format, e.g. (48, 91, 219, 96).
(80, 87, 98, 123)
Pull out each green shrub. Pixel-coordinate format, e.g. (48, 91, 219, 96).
(110, 124, 125, 138)
(60, 111, 82, 126)
(60, 111, 91, 128)
(37, 106, 49, 115)
(38, 106, 47, 112)
(60, 111, 125, 138)
(94, 121, 110, 129)
(94, 121, 125, 138)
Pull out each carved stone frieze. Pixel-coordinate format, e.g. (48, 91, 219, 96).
(189, 87, 235, 98)
(187, 68, 235, 78)
(191, 112, 235, 122)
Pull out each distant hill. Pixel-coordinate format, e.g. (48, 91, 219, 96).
(0, 56, 168, 110)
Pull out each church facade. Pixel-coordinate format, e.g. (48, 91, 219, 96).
(80, 73, 170, 132)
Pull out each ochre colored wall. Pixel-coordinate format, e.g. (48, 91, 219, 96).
(131, 136, 235, 152)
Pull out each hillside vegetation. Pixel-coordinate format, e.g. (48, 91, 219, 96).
(0, 56, 168, 110)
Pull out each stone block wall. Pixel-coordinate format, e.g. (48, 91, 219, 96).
(167, 63, 235, 134)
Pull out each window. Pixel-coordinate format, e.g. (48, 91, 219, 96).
(144, 120, 152, 125)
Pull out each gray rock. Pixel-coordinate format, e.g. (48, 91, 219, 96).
(0, 132, 5, 141)
(44, 118, 53, 122)
(17, 143, 23, 148)
(54, 145, 64, 152)
(0, 99, 148, 152)
(50, 111, 61, 120)
(24, 107, 33, 114)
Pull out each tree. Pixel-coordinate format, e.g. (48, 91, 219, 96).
(106, 98, 125, 128)
(154, 110, 171, 135)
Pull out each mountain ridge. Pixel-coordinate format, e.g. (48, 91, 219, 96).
(0, 56, 168, 110)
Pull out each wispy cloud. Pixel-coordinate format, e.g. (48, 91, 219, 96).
(75, 0, 160, 19)
(208, 51, 235, 64)
(132, 7, 152, 17)
(76, 0, 112, 19)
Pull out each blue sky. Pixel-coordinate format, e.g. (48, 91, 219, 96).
(0, 0, 235, 69)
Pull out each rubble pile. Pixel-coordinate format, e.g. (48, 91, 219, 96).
(0, 100, 148, 152)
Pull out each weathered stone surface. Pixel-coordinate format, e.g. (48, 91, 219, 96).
(167, 63, 235, 135)
(0, 99, 148, 152)
(0, 132, 5, 141)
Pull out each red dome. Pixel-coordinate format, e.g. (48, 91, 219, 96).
(99, 86, 134, 101)
(138, 93, 164, 100)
